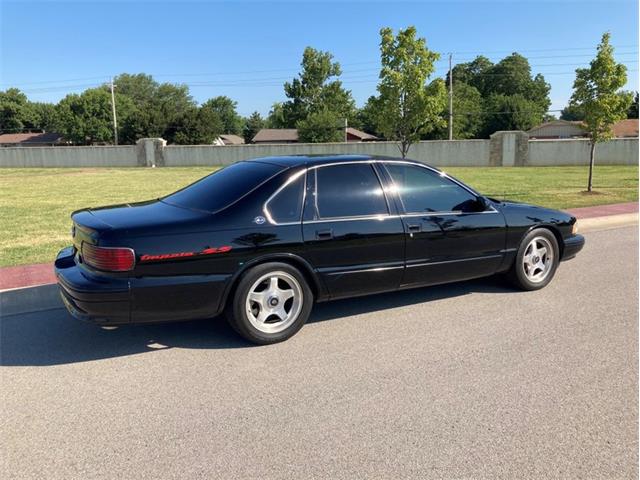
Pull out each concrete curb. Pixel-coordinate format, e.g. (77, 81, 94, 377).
(1, 216, 637, 318)
(578, 213, 639, 233)
(1, 284, 62, 317)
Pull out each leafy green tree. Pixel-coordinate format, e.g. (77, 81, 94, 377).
(201, 96, 243, 134)
(243, 111, 265, 143)
(627, 91, 639, 119)
(356, 96, 384, 137)
(56, 88, 134, 144)
(429, 81, 483, 139)
(374, 26, 446, 157)
(297, 109, 344, 143)
(266, 102, 287, 128)
(281, 47, 356, 128)
(113, 73, 197, 143)
(0, 88, 38, 132)
(31, 102, 58, 131)
(172, 104, 223, 145)
(560, 103, 586, 121)
(480, 93, 546, 137)
(569, 32, 632, 191)
(451, 55, 493, 95)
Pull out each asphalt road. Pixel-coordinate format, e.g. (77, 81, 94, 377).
(1, 226, 638, 479)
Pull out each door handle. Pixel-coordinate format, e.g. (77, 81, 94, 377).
(315, 229, 333, 240)
(407, 223, 421, 233)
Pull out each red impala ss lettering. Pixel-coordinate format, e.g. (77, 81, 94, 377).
(140, 246, 232, 262)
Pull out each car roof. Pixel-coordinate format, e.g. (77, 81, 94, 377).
(246, 154, 430, 169)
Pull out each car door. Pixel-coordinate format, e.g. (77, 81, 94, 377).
(302, 162, 405, 299)
(381, 162, 506, 288)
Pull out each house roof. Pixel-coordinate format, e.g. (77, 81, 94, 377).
(612, 119, 639, 138)
(346, 127, 378, 140)
(527, 119, 586, 133)
(252, 129, 299, 143)
(218, 134, 245, 145)
(0, 132, 65, 144)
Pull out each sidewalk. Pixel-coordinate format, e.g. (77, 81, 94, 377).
(1, 201, 637, 292)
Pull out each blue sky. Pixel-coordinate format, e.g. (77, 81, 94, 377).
(1, 0, 638, 116)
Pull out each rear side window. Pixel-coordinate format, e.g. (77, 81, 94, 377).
(314, 164, 388, 218)
(385, 163, 479, 213)
(162, 161, 281, 212)
(265, 172, 305, 223)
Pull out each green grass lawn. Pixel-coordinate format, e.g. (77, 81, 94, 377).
(0, 165, 637, 268)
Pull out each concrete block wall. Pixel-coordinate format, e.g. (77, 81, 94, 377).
(0, 133, 636, 168)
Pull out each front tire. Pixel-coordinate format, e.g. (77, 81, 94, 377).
(227, 262, 313, 345)
(506, 228, 559, 291)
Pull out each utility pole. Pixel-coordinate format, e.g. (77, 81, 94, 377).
(344, 118, 348, 143)
(110, 77, 118, 145)
(448, 53, 453, 141)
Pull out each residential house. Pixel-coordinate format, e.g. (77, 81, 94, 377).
(252, 127, 378, 144)
(0, 132, 66, 147)
(528, 118, 639, 139)
(213, 134, 245, 146)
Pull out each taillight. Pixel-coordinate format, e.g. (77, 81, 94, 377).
(81, 243, 135, 272)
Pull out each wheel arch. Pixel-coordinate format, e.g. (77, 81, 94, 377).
(219, 253, 325, 312)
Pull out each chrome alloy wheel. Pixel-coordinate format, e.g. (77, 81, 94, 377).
(245, 271, 303, 334)
(522, 236, 554, 283)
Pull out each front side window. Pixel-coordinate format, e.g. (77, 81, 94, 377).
(265, 172, 305, 223)
(385, 163, 480, 213)
(314, 164, 388, 219)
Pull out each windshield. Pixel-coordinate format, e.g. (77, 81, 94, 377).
(161, 161, 282, 212)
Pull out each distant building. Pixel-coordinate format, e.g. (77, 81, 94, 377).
(527, 120, 587, 139)
(213, 134, 245, 146)
(345, 127, 378, 142)
(252, 129, 299, 144)
(0, 132, 66, 147)
(252, 127, 378, 144)
(611, 119, 639, 138)
(528, 118, 639, 139)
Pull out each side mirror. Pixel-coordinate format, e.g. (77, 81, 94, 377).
(477, 196, 490, 211)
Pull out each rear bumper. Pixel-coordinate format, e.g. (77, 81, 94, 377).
(562, 234, 585, 261)
(55, 247, 232, 325)
(55, 247, 131, 325)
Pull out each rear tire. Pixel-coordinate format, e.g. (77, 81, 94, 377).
(506, 228, 559, 291)
(226, 262, 313, 345)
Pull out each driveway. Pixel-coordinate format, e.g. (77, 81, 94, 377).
(1, 226, 638, 479)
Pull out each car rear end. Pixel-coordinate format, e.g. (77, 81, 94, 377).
(55, 216, 132, 325)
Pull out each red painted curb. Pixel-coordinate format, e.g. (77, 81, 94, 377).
(0, 262, 56, 291)
(566, 202, 638, 219)
(1, 202, 637, 292)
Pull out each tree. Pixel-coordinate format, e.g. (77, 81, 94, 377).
(627, 91, 639, 119)
(172, 104, 223, 145)
(429, 81, 483, 139)
(113, 73, 197, 143)
(374, 26, 446, 157)
(281, 47, 356, 128)
(31, 102, 58, 131)
(297, 109, 344, 143)
(569, 32, 632, 191)
(243, 111, 265, 143)
(560, 103, 585, 121)
(56, 88, 134, 144)
(480, 93, 546, 137)
(0, 88, 38, 132)
(356, 96, 384, 137)
(266, 102, 287, 128)
(201, 96, 243, 134)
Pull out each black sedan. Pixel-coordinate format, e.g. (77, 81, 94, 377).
(55, 155, 585, 344)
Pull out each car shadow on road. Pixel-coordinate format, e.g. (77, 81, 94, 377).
(1, 277, 516, 367)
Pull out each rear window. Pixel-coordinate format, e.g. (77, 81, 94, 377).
(162, 161, 282, 212)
